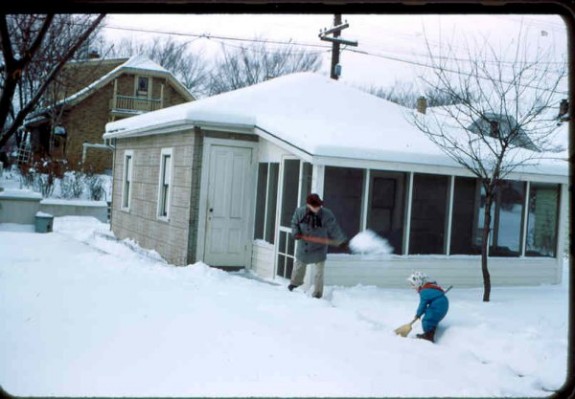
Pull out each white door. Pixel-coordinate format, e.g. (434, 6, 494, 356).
(203, 143, 254, 266)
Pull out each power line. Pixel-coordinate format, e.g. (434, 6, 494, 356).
(345, 47, 567, 95)
(100, 23, 568, 95)
(103, 23, 566, 67)
(104, 24, 330, 50)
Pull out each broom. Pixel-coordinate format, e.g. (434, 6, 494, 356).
(394, 317, 419, 337)
(394, 285, 453, 337)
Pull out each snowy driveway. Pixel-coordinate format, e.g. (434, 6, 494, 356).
(0, 217, 569, 397)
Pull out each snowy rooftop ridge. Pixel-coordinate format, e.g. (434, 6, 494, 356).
(104, 72, 568, 179)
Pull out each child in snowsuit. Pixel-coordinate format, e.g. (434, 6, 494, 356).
(407, 271, 449, 342)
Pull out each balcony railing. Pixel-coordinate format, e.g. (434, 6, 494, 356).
(110, 95, 162, 113)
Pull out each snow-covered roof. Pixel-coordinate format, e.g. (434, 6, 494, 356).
(104, 72, 568, 179)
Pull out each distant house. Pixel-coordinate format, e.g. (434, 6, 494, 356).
(103, 73, 569, 288)
(20, 55, 194, 174)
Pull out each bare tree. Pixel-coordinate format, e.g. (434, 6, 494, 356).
(0, 14, 106, 150)
(207, 39, 323, 96)
(410, 32, 567, 302)
(108, 36, 209, 97)
(362, 80, 477, 108)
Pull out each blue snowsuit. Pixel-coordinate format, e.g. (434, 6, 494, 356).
(415, 283, 449, 333)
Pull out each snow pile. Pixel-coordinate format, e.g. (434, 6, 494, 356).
(349, 229, 394, 255)
(0, 216, 569, 397)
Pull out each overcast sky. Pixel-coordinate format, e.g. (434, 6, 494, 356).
(102, 13, 568, 92)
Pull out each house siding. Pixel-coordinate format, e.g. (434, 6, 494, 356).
(186, 130, 204, 264)
(111, 129, 199, 266)
(62, 81, 114, 171)
(252, 241, 276, 280)
(324, 255, 562, 288)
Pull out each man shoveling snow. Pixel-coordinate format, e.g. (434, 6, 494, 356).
(289, 196, 394, 298)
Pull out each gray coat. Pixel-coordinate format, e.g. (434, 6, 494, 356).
(291, 206, 347, 264)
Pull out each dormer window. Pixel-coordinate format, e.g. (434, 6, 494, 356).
(136, 76, 150, 97)
(489, 120, 500, 138)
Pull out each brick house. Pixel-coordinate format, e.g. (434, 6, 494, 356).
(21, 55, 194, 174)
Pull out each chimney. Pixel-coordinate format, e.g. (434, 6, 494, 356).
(416, 96, 427, 114)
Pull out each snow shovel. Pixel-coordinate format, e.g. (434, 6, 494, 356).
(298, 235, 340, 246)
(394, 317, 419, 337)
(299, 230, 393, 255)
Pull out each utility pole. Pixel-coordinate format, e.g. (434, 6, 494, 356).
(319, 14, 358, 80)
(330, 14, 342, 80)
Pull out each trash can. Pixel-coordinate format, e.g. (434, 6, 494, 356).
(35, 212, 54, 233)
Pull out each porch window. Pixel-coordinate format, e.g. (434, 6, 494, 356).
(254, 162, 279, 243)
(157, 148, 173, 219)
(277, 159, 300, 279)
(299, 162, 313, 206)
(526, 183, 560, 257)
(409, 173, 449, 254)
(475, 180, 526, 257)
(490, 180, 526, 256)
(366, 171, 407, 254)
(323, 166, 364, 253)
(450, 177, 480, 254)
(121, 151, 133, 210)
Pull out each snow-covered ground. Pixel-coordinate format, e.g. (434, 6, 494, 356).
(0, 216, 570, 397)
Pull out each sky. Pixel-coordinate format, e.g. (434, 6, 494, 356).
(101, 13, 569, 91)
(0, 212, 569, 397)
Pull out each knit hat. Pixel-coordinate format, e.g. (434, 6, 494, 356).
(407, 271, 428, 288)
(306, 193, 323, 207)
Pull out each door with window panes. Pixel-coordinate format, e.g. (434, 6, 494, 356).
(276, 160, 312, 279)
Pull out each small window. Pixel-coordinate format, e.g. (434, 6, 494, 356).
(137, 76, 149, 96)
(122, 151, 134, 210)
(157, 148, 173, 219)
(489, 120, 500, 138)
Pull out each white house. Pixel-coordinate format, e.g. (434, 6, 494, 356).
(103, 73, 569, 288)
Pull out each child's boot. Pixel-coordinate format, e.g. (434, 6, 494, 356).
(416, 328, 436, 342)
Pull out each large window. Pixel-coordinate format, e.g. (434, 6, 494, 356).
(254, 163, 279, 243)
(409, 173, 449, 254)
(366, 171, 407, 254)
(491, 180, 526, 256)
(526, 183, 560, 257)
(475, 181, 526, 256)
(451, 177, 480, 255)
(121, 150, 133, 210)
(323, 166, 364, 253)
(157, 148, 173, 219)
